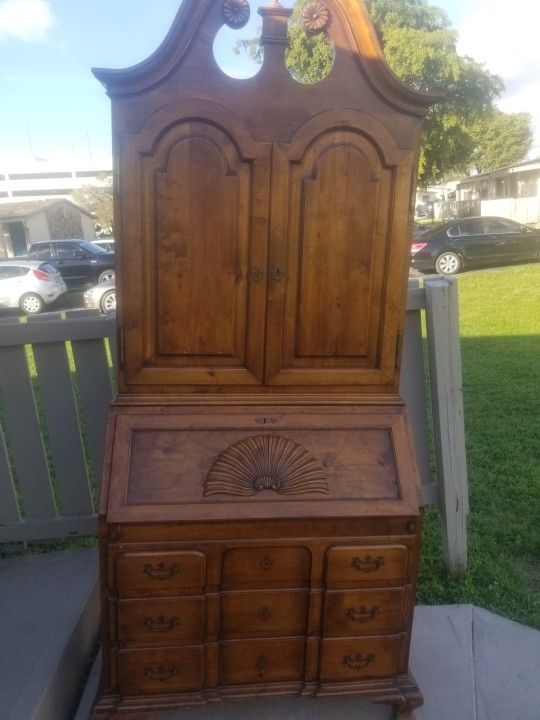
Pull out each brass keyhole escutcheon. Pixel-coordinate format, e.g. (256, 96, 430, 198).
(272, 266, 284, 283)
(260, 555, 274, 570)
(257, 606, 272, 621)
(256, 653, 268, 677)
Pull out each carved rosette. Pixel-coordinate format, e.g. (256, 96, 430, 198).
(302, 2, 330, 34)
(204, 435, 329, 496)
(222, 0, 251, 29)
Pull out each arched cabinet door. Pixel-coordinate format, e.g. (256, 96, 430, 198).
(265, 121, 409, 388)
(119, 105, 270, 388)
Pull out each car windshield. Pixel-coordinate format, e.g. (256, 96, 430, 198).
(79, 241, 108, 255)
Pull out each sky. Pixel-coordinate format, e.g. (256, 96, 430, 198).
(0, 0, 538, 169)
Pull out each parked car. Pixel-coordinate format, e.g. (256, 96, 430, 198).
(25, 239, 115, 288)
(0, 260, 67, 314)
(83, 278, 116, 314)
(410, 216, 540, 275)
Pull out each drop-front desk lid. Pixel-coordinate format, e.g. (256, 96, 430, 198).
(103, 404, 422, 523)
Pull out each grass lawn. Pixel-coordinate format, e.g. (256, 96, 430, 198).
(417, 263, 540, 629)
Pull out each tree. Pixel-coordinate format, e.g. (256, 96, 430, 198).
(237, 0, 532, 185)
(469, 110, 532, 173)
(72, 177, 114, 235)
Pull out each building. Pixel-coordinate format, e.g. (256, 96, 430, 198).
(434, 158, 540, 225)
(0, 199, 96, 257)
(0, 162, 112, 204)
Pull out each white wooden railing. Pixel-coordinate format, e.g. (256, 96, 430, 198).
(0, 278, 468, 574)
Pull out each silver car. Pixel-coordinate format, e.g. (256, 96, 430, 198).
(0, 259, 67, 314)
(83, 278, 116, 314)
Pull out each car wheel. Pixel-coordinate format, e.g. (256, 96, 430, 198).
(19, 293, 44, 314)
(435, 251, 461, 275)
(98, 269, 115, 283)
(100, 289, 116, 315)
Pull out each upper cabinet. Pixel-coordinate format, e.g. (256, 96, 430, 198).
(93, 0, 438, 395)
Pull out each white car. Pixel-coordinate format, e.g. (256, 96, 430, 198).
(0, 259, 67, 314)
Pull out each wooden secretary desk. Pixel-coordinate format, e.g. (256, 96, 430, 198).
(90, 1, 438, 718)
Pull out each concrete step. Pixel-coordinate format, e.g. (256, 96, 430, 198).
(0, 549, 99, 720)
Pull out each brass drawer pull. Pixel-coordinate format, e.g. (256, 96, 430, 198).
(346, 606, 381, 623)
(142, 562, 181, 580)
(144, 615, 180, 633)
(343, 653, 375, 669)
(144, 664, 180, 682)
(350, 555, 385, 573)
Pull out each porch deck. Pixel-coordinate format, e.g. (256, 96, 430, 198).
(2, 549, 538, 720)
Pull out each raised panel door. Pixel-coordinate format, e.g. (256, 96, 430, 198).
(265, 126, 400, 388)
(120, 111, 270, 388)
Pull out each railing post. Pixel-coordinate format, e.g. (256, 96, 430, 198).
(424, 276, 469, 575)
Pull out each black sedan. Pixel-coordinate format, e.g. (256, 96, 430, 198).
(26, 239, 115, 288)
(410, 216, 540, 275)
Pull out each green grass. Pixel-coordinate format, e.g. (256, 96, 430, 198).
(417, 263, 540, 629)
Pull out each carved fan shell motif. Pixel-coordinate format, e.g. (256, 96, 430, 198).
(205, 435, 329, 496)
(222, 0, 251, 29)
(302, 2, 330, 34)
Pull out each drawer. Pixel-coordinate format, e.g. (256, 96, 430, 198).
(221, 590, 309, 639)
(114, 551, 206, 596)
(325, 545, 408, 587)
(116, 597, 205, 647)
(219, 638, 305, 685)
(323, 588, 407, 636)
(221, 547, 311, 588)
(319, 636, 402, 682)
(116, 646, 204, 695)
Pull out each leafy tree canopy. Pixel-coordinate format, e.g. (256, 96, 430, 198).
(469, 110, 533, 174)
(72, 177, 114, 235)
(236, 0, 532, 185)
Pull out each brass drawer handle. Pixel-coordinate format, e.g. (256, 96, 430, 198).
(142, 562, 180, 580)
(346, 606, 381, 623)
(144, 615, 180, 633)
(144, 664, 180, 682)
(343, 653, 375, 669)
(350, 555, 385, 573)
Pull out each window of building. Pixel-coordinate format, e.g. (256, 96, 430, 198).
(480, 181, 489, 200)
(495, 177, 509, 199)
